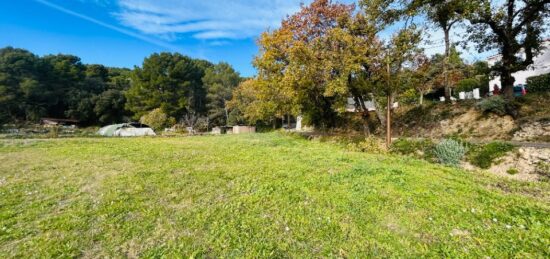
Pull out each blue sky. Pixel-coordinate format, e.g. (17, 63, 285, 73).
(1, 0, 321, 76)
(0, 0, 487, 77)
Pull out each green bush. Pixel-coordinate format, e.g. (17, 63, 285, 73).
(347, 136, 387, 154)
(433, 139, 466, 167)
(391, 138, 435, 159)
(476, 96, 507, 116)
(456, 78, 479, 93)
(467, 142, 515, 169)
(194, 117, 209, 132)
(526, 73, 550, 92)
(400, 88, 419, 105)
(139, 108, 176, 131)
(506, 168, 519, 175)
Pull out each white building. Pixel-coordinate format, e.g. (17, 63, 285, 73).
(488, 40, 550, 91)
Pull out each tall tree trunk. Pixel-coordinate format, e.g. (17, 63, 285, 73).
(362, 117, 370, 136)
(501, 73, 515, 99)
(223, 101, 229, 126)
(443, 27, 451, 100)
(354, 95, 371, 136)
(368, 93, 386, 128)
(287, 114, 291, 130)
(354, 95, 368, 113)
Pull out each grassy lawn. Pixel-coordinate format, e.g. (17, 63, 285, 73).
(0, 133, 549, 257)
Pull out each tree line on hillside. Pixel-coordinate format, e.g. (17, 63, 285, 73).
(0, 47, 131, 125)
(0, 47, 243, 129)
(1, 0, 548, 139)
(228, 0, 549, 146)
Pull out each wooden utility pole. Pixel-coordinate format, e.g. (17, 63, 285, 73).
(386, 61, 392, 148)
(386, 94, 391, 148)
(443, 26, 450, 100)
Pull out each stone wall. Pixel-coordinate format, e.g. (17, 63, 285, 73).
(513, 121, 550, 141)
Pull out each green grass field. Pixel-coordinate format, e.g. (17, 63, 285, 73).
(1, 133, 549, 257)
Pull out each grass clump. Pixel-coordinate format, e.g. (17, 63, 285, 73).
(535, 162, 550, 181)
(347, 136, 387, 154)
(390, 138, 435, 160)
(507, 168, 519, 175)
(46, 126, 60, 138)
(433, 139, 466, 166)
(467, 142, 515, 169)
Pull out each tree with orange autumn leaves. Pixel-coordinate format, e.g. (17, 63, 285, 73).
(230, 0, 422, 145)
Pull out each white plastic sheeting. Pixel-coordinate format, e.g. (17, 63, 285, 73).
(97, 123, 156, 137)
(114, 127, 156, 137)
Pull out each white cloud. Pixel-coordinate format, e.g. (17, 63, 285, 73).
(35, 0, 182, 51)
(112, 0, 310, 40)
(209, 40, 231, 47)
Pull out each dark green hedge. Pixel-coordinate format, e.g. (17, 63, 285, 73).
(526, 73, 550, 92)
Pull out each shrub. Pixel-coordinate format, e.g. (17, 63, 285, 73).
(47, 126, 59, 138)
(139, 108, 176, 131)
(400, 88, 419, 105)
(347, 136, 387, 154)
(506, 168, 519, 175)
(526, 73, 550, 92)
(476, 96, 507, 116)
(467, 142, 515, 169)
(456, 78, 479, 93)
(535, 162, 550, 181)
(444, 135, 474, 148)
(194, 117, 209, 132)
(391, 138, 435, 160)
(433, 139, 466, 166)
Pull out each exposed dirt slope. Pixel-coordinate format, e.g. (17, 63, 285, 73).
(395, 93, 550, 141)
(395, 103, 517, 140)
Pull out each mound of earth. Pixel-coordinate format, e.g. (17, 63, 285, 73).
(479, 147, 550, 182)
(396, 105, 517, 140)
(437, 109, 516, 140)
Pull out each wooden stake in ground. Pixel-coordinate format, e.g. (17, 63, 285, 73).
(386, 94, 391, 148)
(386, 61, 392, 148)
